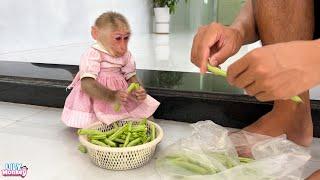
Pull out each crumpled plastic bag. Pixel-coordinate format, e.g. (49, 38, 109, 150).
(156, 120, 310, 180)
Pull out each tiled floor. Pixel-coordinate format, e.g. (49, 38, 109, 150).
(0, 101, 319, 180)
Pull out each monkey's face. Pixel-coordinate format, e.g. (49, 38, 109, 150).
(109, 31, 130, 57)
(99, 29, 130, 57)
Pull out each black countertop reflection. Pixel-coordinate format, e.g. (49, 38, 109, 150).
(1, 61, 320, 137)
(0, 61, 243, 95)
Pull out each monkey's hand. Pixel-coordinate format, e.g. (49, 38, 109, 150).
(115, 90, 128, 104)
(134, 86, 147, 101)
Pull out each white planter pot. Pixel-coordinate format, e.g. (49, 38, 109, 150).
(154, 7, 170, 34)
(154, 34, 170, 61)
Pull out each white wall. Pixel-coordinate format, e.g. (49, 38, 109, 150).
(0, 0, 152, 54)
(170, 0, 216, 33)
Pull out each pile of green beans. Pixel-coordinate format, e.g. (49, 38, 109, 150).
(78, 118, 156, 150)
(164, 152, 254, 175)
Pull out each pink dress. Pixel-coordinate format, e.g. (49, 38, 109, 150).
(61, 44, 160, 128)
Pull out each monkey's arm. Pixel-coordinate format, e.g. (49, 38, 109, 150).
(81, 77, 116, 102)
(127, 75, 142, 85)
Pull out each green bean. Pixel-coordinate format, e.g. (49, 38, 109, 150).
(114, 83, 139, 112)
(146, 136, 151, 142)
(139, 118, 147, 125)
(124, 132, 132, 147)
(168, 154, 218, 174)
(108, 124, 128, 141)
(127, 83, 138, 93)
(184, 156, 217, 173)
(104, 128, 118, 137)
(104, 138, 117, 147)
(132, 134, 140, 139)
(151, 123, 156, 141)
(78, 129, 103, 136)
(128, 122, 133, 132)
(141, 137, 147, 143)
(89, 134, 107, 140)
(78, 145, 87, 153)
(209, 152, 236, 169)
(207, 64, 227, 77)
(120, 134, 127, 140)
(114, 138, 125, 144)
(129, 136, 135, 141)
(131, 125, 147, 132)
(225, 159, 235, 169)
(127, 137, 141, 147)
(134, 83, 140, 91)
(207, 64, 303, 104)
(138, 131, 147, 135)
(91, 139, 109, 147)
(113, 102, 121, 112)
(113, 122, 119, 129)
(170, 159, 210, 175)
(290, 96, 303, 103)
(239, 157, 254, 164)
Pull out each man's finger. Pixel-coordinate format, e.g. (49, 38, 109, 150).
(191, 26, 207, 67)
(244, 81, 262, 96)
(255, 92, 273, 102)
(210, 41, 232, 66)
(198, 28, 220, 73)
(227, 56, 250, 85)
(232, 67, 255, 89)
(191, 33, 199, 64)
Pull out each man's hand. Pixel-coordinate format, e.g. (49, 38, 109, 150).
(191, 22, 244, 74)
(227, 40, 320, 101)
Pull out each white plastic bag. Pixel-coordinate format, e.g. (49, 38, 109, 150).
(156, 120, 310, 180)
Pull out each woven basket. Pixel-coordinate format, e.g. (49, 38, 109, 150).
(79, 120, 163, 170)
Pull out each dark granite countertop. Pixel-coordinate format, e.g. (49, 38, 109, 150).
(0, 61, 320, 136)
(0, 61, 242, 94)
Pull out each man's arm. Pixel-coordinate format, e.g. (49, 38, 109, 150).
(231, 0, 259, 44)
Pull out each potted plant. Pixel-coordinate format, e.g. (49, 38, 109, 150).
(153, 0, 187, 34)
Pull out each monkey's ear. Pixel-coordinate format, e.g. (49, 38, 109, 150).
(91, 26, 99, 40)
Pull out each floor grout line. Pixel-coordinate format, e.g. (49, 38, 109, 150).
(1, 120, 18, 128)
(14, 107, 51, 122)
(0, 116, 17, 121)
